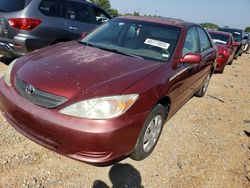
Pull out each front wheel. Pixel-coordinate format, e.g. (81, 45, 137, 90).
(195, 73, 211, 97)
(130, 104, 166, 161)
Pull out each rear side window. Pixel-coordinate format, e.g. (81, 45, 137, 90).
(62, 1, 92, 23)
(182, 27, 199, 56)
(197, 28, 212, 52)
(39, 0, 61, 17)
(209, 32, 229, 45)
(0, 0, 31, 12)
(93, 7, 110, 24)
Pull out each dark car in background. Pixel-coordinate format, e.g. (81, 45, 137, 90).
(0, 0, 111, 59)
(243, 33, 249, 52)
(0, 16, 217, 165)
(218, 27, 245, 59)
(208, 30, 239, 73)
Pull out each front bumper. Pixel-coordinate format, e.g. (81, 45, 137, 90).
(0, 79, 147, 166)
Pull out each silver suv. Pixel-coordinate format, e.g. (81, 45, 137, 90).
(0, 0, 111, 58)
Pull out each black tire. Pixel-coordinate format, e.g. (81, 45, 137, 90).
(195, 73, 211, 97)
(219, 64, 226, 74)
(130, 104, 166, 161)
(228, 60, 233, 65)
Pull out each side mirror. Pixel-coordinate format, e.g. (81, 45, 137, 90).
(180, 53, 202, 64)
(232, 41, 240, 47)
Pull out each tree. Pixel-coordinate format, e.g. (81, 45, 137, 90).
(245, 27, 250, 33)
(200, 23, 219, 30)
(90, 0, 111, 12)
(110, 8, 119, 17)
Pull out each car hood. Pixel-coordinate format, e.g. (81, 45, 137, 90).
(15, 42, 163, 100)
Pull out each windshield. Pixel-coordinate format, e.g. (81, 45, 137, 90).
(232, 32, 242, 42)
(81, 18, 181, 62)
(0, 0, 31, 12)
(209, 33, 229, 45)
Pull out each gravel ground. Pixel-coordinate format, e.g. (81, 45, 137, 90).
(0, 53, 249, 188)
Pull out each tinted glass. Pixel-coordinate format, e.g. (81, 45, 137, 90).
(0, 0, 31, 12)
(81, 19, 181, 62)
(39, 0, 61, 17)
(209, 32, 229, 45)
(218, 28, 242, 42)
(62, 1, 92, 23)
(182, 27, 199, 56)
(93, 7, 110, 24)
(197, 28, 212, 52)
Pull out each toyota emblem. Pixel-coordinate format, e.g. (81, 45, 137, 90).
(25, 85, 35, 95)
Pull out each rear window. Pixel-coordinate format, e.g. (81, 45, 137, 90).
(0, 0, 31, 12)
(209, 32, 229, 45)
(218, 28, 242, 42)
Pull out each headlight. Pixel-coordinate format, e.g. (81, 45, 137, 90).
(3, 59, 17, 87)
(59, 94, 139, 119)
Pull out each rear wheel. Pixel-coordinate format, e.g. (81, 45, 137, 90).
(195, 73, 211, 97)
(130, 104, 166, 161)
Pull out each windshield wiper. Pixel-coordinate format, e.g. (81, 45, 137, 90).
(0, 9, 7, 12)
(79, 41, 144, 59)
(79, 41, 94, 47)
(109, 48, 144, 60)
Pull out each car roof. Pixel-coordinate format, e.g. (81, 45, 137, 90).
(117, 16, 195, 28)
(218, 27, 243, 33)
(208, 30, 231, 37)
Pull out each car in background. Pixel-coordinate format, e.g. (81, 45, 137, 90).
(0, 16, 216, 166)
(243, 33, 250, 52)
(208, 30, 239, 73)
(218, 27, 245, 59)
(0, 0, 111, 59)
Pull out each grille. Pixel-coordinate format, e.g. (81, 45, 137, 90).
(15, 77, 68, 109)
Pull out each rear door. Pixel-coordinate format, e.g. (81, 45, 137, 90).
(0, 0, 31, 40)
(61, 0, 97, 39)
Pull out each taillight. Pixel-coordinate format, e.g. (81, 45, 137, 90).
(8, 18, 42, 30)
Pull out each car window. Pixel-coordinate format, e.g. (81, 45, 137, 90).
(39, 0, 62, 17)
(62, 0, 92, 23)
(182, 27, 199, 56)
(92, 7, 110, 24)
(197, 28, 212, 52)
(209, 32, 229, 45)
(0, 0, 31, 12)
(218, 28, 243, 43)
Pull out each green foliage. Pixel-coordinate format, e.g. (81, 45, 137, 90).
(90, 0, 111, 12)
(245, 27, 250, 33)
(200, 23, 219, 29)
(109, 8, 119, 16)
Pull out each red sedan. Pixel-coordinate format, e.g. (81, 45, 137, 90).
(0, 16, 216, 166)
(208, 30, 239, 73)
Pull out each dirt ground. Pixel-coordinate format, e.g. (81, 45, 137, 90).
(0, 53, 249, 188)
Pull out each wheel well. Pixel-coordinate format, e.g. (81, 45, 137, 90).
(51, 39, 70, 45)
(158, 96, 171, 118)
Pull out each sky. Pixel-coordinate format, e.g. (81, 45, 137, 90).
(109, 0, 250, 30)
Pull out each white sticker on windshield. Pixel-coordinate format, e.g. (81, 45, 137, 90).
(144, 38, 170, 50)
(234, 32, 241, 35)
(212, 39, 227, 45)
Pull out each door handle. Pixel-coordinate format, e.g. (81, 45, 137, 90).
(68, 26, 78, 30)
